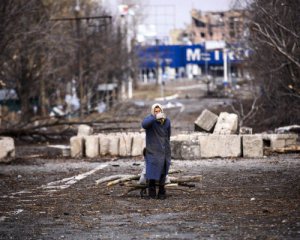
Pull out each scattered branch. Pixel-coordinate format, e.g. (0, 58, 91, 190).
(95, 172, 202, 196)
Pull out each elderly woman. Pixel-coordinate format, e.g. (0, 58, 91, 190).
(142, 103, 171, 199)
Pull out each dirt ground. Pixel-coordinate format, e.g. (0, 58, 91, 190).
(0, 80, 299, 239)
(0, 145, 299, 240)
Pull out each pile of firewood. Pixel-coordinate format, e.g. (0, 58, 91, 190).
(95, 170, 203, 196)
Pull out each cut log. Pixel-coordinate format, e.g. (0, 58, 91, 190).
(106, 175, 139, 187)
(95, 175, 137, 185)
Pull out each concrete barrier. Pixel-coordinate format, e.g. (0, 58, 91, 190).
(171, 134, 190, 159)
(132, 133, 145, 157)
(85, 135, 99, 158)
(119, 133, 133, 157)
(77, 124, 93, 136)
(99, 134, 110, 156)
(171, 133, 206, 160)
(70, 131, 298, 159)
(242, 135, 263, 157)
(199, 134, 241, 158)
(0, 137, 15, 162)
(70, 136, 84, 158)
(108, 135, 119, 156)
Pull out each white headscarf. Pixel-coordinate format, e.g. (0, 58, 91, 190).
(151, 103, 163, 115)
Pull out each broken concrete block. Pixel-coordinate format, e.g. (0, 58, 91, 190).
(261, 134, 298, 149)
(70, 136, 84, 158)
(194, 109, 218, 132)
(131, 133, 145, 156)
(213, 112, 238, 135)
(77, 124, 93, 136)
(99, 134, 110, 156)
(199, 135, 241, 158)
(0, 137, 15, 162)
(242, 135, 263, 157)
(119, 133, 133, 157)
(85, 135, 99, 158)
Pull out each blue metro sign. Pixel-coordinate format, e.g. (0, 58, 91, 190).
(137, 44, 247, 68)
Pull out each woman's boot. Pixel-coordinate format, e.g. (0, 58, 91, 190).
(158, 175, 166, 200)
(148, 179, 156, 199)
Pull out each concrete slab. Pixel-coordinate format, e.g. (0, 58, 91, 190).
(85, 135, 99, 158)
(199, 135, 241, 158)
(242, 135, 263, 157)
(70, 136, 84, 158)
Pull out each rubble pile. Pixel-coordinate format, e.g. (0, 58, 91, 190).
(172, 109, 298, 159)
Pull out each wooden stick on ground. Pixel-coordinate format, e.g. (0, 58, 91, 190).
(121, 183, 196, 196)
(95, 175, 137, 185)
(106, 175, 140, 187)
(96, 169, 183, 187)
(95, 170, 202, 196)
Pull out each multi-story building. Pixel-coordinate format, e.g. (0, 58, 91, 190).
(188, 9, 247, 44)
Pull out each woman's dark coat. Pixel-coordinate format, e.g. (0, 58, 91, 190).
(142, 114, 171, 180)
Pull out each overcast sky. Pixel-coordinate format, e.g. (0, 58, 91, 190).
(103, 0, 233, 37)
(143, 0, 233, 27)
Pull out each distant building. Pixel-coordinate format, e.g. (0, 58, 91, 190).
(136, 8, 249, 85)
(188, 9, 247, 44)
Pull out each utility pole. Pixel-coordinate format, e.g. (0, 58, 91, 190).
(201, 52, 211, 96)
(74, 1, 83, 117)
(223, 48, 228, 88)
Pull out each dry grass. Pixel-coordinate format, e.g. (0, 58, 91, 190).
(133, 84, 178, 100)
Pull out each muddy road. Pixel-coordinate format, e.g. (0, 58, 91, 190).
(0, 146, 299, 239)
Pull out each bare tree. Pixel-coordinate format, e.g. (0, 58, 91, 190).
(248, 0, 300, 129)
(0, 0, 141, 139)
(230, 0, 300, 130)
(0, 0, 52, 121)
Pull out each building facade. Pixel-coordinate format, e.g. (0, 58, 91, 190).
(188, 9, 247, 44)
